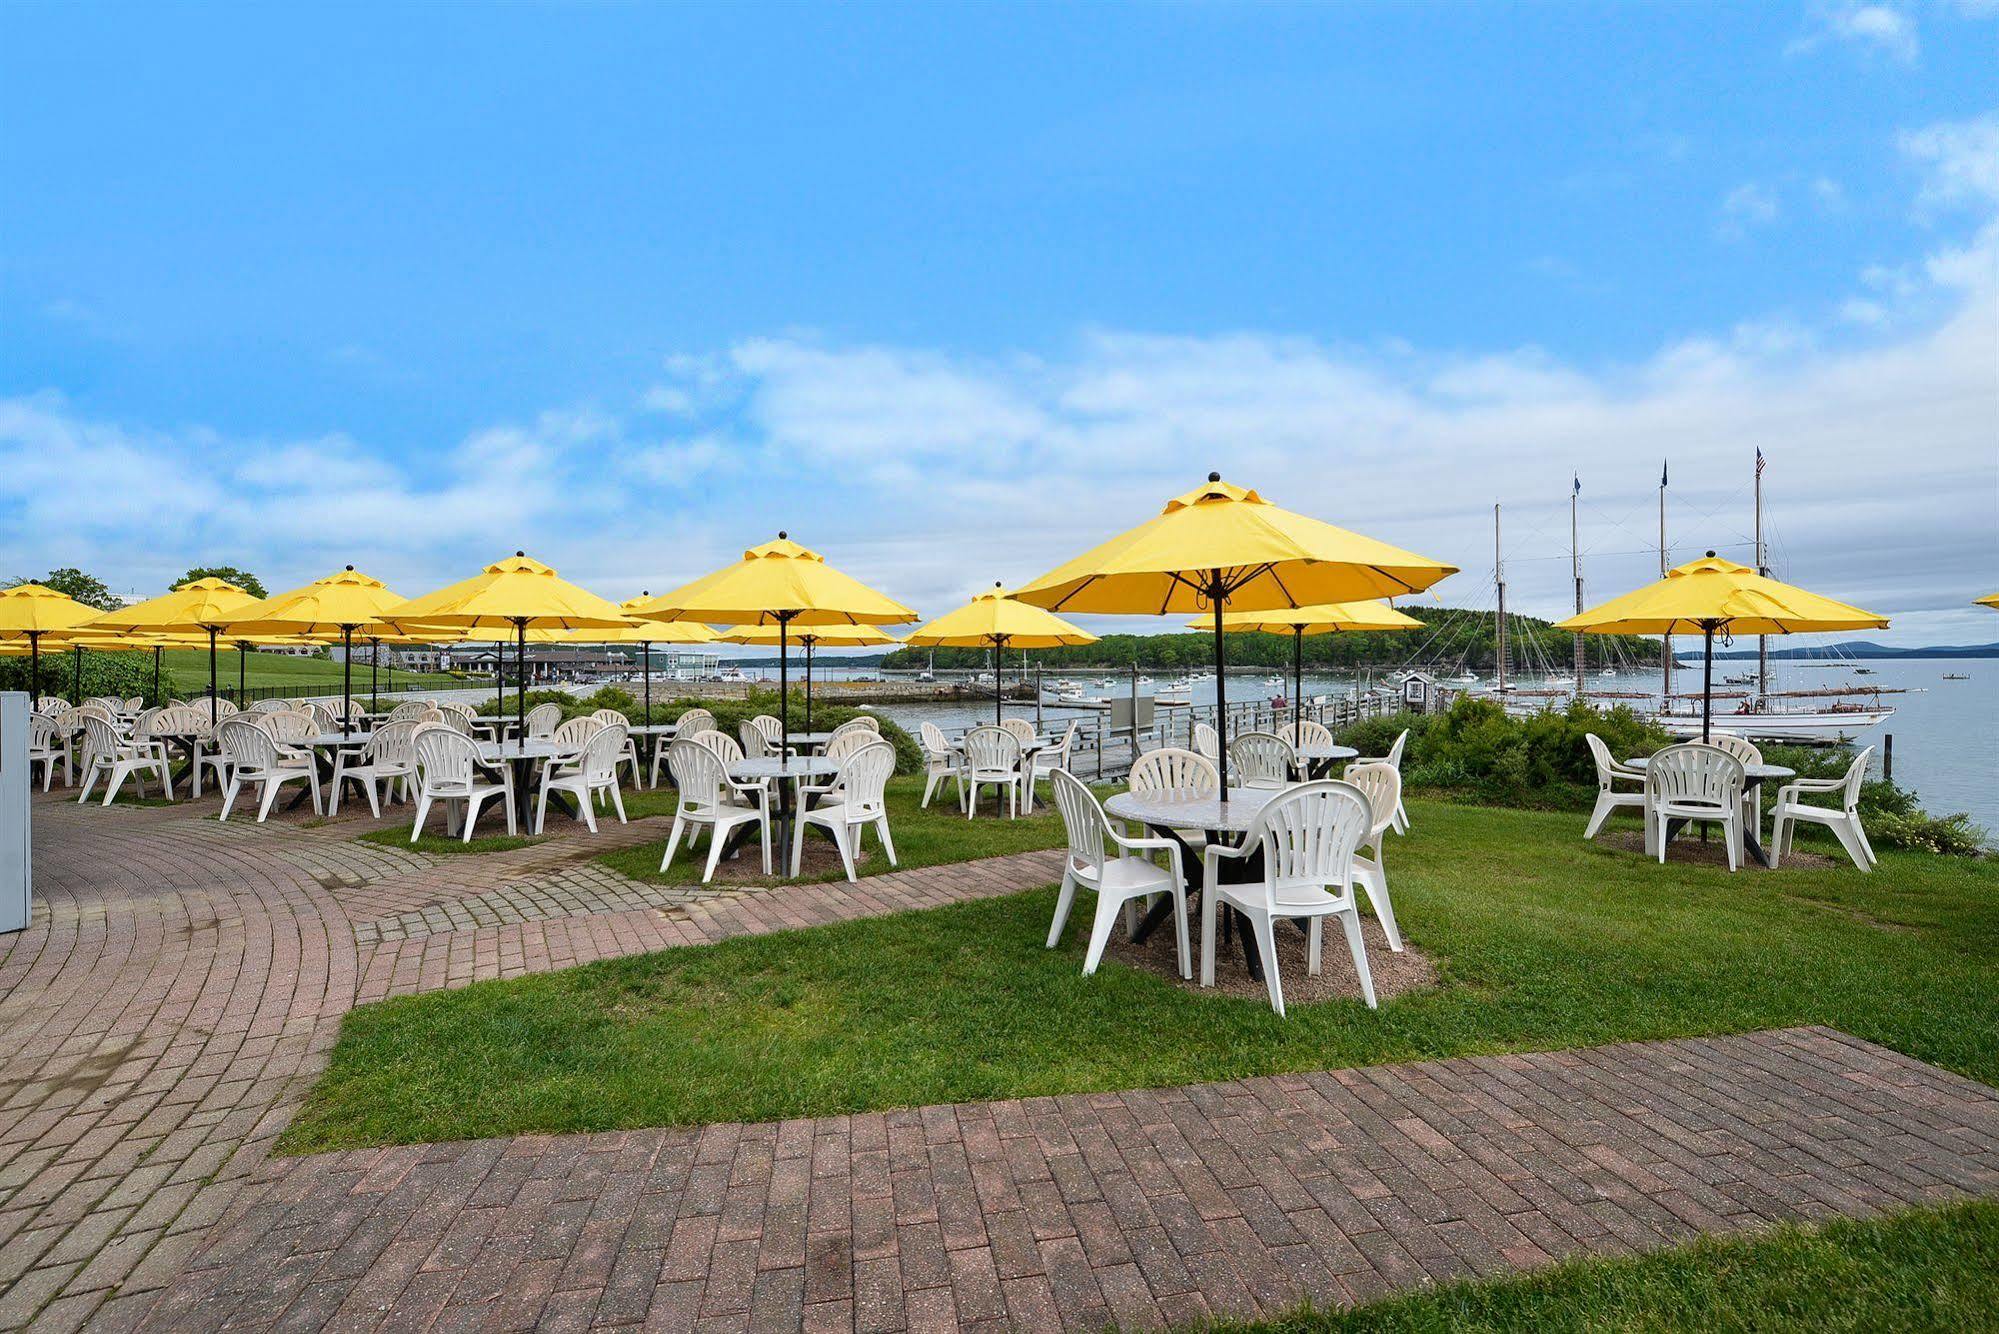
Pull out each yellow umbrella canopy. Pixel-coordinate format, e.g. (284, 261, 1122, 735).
(379, 552, 631, 734)
(906, 584, 1096, 724)
(209, 565, 414, 731)
(632, 534, 917, 747)
(1977, 593, 1999, 610)
(1557, 552, 1888, 740)
(80, 577, 263, 718)
(1013, 474, 1457, 615)
(1015, 473, 1456, 790)
(0, 584, 106, 700)
(1192, 600, 1423, 720)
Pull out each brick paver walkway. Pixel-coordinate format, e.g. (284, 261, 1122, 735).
(142, 1027, 1999, 1332)
(0, 793, 1063, 1331)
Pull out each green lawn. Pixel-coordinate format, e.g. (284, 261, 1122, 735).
(1223, 1201, 1999, 1333)
(154, 647, 464, 695)
(357, 827, 546, 855)
(599, 775, 1068, 886)
(280, 798, 1999, 1152)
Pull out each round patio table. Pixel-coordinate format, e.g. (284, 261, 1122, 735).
(477, 737, 583, 828)
(727, 755, 839, 872)
(1104, 787, 1283, 979)
(1294, 743, 1359, 779)
(627, 723, 679, 783)
(1627, 755, 1795, 868)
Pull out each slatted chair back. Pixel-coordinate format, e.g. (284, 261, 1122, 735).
(154, 705, 207, 738)
(1706, 731, 1763, 769)
(748, 715, 785, 748)
(368, 720, 422, 770)
(834, 715, 879, 735)
(122, 696, 143, 713)
(1384, 729, 1409, 770)
(962, 725, 1021, 775)
(83, 696, 121, 712)
(1050, 768, 1109, 881)
(824, 728, 878, 763)
(675, 707, 715, 738)
(588, 708, 629, 730)
(1585, 733, 1622, 785)
(578, 725, 627, 786)
(1832, 746, 1873, 812)
(1342, 761, 1401, 840)
(208, 697, 239, 719)
(413, 725, 480, 791)
(1128, 747, 1218, 798)
(36, 697, 70, 717)
(999, 718, 1037, 748)
(1228, 731, 1297, 788)
(301, 702, 339, 733)
(827, 717, 875, 748)
(388, 700, 431, 723)
(552, 716, 602, 749)
(217, 718, 280, 772)
(918, 722, 951, 757)
(692, 729, 744, 764)
(29, 713, 61, 754)
(133, 707, 165, 739)
(1284, 718, 1334, 749)
(832, 740, 896, 819)
(249, 698, 294, 715)
(738, 721, 771, 758)
(1192, 721, 1220, 763)
(1644, 743, 1744, 813)
(437, 709, 476, 737)
(524, 702, 564, 738)
(261, 710, 315, 748)
(667, 737, 733, 813)
(1244, 780, 1373, 913)
(78, 715, 123, 768)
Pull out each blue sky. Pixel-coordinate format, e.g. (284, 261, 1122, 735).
(3, 1, 1994, 646)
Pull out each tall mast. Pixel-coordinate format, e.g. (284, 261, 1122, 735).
(1494, 503, 1508, 694)
(1754, 449, 1769, 697)
(1571, 475, 1585, 701)
(1659, 462, 1672, 699)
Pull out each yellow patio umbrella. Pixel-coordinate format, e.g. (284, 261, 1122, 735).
(377, 552, 630, 736)
(79, 577, 262, 723)
(632, 533, 917, 751)
(1015, 473, 1456, 791)
(717, 620, 904, 730)
(0, 584, 103, 703)
(905, 583, 1096, 724)
(1556, 551, 1888, 741)
(209, 565, 411, 734)
(1977, 593, 1999, 610)
(1193, 600, 1423, 724)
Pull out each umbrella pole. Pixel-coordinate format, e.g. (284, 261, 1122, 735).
(370, 638, 379, 709)
(643, 642, 651, 725)
(805, 638, 814, 732)
(209, 630, 220, 724)
(30, 634, 39, 705)
(72, 645, 82, 702)
(341, 627, 353, 736)
(516, 621, 527, 739)
(778, 617, 791, 757)
(152, 646, 161, 704)
(994, 636, 1005, 725)
(1293, 627, 1303, 733)
(1701, 622, 1715, 743)
(237, 644, 246, 704)
(1212, 575, 1230, 795)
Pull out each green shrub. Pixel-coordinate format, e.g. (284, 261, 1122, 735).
(2, 650, 157, 706)
(1866, 810, 1989, 857)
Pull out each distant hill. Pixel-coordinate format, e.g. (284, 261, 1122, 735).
(1707, 641, 1999, 661)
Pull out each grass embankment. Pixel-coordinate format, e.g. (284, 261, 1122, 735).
(1224, 1201, 1999, 1333)
(283, 797, 1998, 1151)
(156, 647, 463, 696)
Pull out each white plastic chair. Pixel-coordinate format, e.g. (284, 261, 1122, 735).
(1341, 760, 1406, 952)
(827, 717, 878, 748)
(329, 721, 421, 818)
(1192, 721, 1220, 764)
(76, 716, 174, 806)
(301, 701, 339, 734)
(1583, 734, 1648, 840)
(1199, 780, 1379, 1015)
(791, 739, 896, 880)
(537, 724, 629, 834)
(409, 725, 515, 842)
(660, 737, 772, 880)
(387, 700, 432, 724)
(1707, 731, 1766, 833)
(738, 719, 773, 759)
(1350, 729, 1410, 833)
(551, 715, 603, 753)
(999, 718, 1037, 748)
(1771, 746, 1877, 872)
(1644, 743, 1746, 871)
(249, 698, 294, 715)
(1024, 721, 1078, 813)
(524, 701, 564, 739)
(747, 714, 788, 754)
(1283, 718, 1335, 749)
(1128, 746, 1218, 799)
(1228, 731, 1297, 789)
(36, 696, 70, 717)
(216, 718, 317, 822)
(918, 722, 960, 809)
(658, 708, 714, 786)
(589, 709, 643, 787)
(28, 714, 67, 791)
(1046, 769, 1190, 978)
(960, 725, 1024, 818)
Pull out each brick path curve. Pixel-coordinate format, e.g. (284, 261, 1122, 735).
(0, 795, 1062, 1331)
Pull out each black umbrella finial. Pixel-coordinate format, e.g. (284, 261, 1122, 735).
(344, 563, 355, 571)
(1706, 549, 1717, 558)
(778, 530, 788, 540)
(516, 549, 526, 557)
(1208, 470, 1221, 482)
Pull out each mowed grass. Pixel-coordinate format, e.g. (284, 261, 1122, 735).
(280, 798, 1999, 1152)
(599, 775, 1068, 886)
(1222, 1201, 1999, 1333)
(154, 647, 462, 695)
(357, 827, 546, 856)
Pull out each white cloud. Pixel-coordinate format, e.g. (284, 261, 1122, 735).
(1790, 3, 1920, 63)
(1717, 182, 1781, 240)
(1900, 112, 1999, 212)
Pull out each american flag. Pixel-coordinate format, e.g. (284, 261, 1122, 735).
(1755, 446, 1766, 477)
